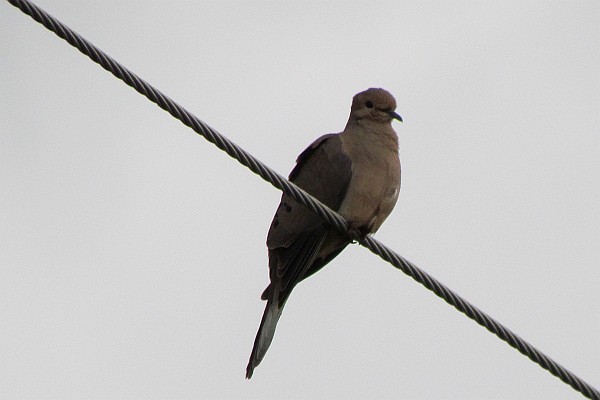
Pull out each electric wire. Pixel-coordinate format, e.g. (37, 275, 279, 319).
(6, 1, 599, 398)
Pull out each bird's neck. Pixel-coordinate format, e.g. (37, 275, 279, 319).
(343, 120, 399, 149)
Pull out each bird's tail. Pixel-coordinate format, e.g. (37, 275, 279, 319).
(246, 291, 285, 379)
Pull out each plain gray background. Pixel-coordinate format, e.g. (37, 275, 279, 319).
(1, 1, 598, 399)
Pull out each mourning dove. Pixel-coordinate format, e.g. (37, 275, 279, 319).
(246, 88, 402, 378)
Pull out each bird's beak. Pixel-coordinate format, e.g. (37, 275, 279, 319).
(388, 111, 403, 122)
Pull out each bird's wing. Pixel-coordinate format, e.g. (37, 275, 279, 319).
(265, 133, 353, 304)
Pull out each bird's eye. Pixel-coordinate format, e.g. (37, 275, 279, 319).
(365, 100, 374, 108)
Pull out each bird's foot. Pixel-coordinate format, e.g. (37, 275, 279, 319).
(347, 225, 370, 244)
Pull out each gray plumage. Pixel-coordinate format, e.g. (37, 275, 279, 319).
(246, 88, 402, 378)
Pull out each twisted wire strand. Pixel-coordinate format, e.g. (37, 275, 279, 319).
(7, 1, 599, 399)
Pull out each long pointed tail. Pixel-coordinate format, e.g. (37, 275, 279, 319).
(246, 293, 285, 379)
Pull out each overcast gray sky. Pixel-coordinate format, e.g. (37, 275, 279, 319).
(1, 1, 599, 399)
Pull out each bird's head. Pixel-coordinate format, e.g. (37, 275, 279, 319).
(350, 88, 403, 124)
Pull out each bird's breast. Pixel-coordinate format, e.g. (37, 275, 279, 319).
(337, 138, 400, 233)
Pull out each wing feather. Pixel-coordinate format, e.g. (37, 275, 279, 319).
(265, 134, 352, 304)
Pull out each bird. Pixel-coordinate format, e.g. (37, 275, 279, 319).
(246, 88, 402, 378)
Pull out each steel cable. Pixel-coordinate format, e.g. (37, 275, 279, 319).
(6, 1, 599, 398)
